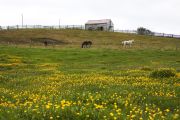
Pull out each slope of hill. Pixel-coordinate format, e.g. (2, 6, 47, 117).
(0, 29, 180, 119)
(0, 29, 179, 49)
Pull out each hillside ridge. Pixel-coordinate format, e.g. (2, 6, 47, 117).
(0, 29, 179, 49)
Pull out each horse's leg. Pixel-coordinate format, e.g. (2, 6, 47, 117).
(124, 43, 126, 48)
(82, 43, 85, 48)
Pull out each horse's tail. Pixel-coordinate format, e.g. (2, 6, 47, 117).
(90, 41, 92, 45)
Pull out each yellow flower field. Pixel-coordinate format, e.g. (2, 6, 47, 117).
(0, 68, 179, 119)
(0, 47, 179, 119)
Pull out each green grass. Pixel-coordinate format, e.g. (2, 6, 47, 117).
(0, 46, 180, 119)
(0, 29, 180, 119)
(0, 46, 180, 73)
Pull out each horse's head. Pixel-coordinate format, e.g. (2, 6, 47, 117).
(131, 39, 134, 42)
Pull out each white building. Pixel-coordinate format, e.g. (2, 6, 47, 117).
(85, 19, 114, 31)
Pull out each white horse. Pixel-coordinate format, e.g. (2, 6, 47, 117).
(122, 39, 134, 47)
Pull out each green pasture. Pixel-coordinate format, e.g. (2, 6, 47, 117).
(0, 29, 180, 119)
(0, 45, 179, 119)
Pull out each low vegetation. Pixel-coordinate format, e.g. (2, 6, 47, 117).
(150, 68, 177, 78)
(0, 46, 179, 119)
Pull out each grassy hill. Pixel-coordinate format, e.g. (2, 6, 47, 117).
(0, 29, 179, 49)
(0, 29, 180, 119)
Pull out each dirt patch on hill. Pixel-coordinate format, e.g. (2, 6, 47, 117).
(30, 38, 68, 45)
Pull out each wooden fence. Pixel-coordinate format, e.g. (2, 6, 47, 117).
(0, 25, 85, 30)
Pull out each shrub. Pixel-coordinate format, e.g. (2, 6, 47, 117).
(150, 68, 176, 78)
(137, 27, 154, 35)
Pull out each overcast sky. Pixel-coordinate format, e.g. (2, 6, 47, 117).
(0, 0, 180, 34)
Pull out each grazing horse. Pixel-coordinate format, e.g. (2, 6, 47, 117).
(122, 39, 134, 47)
(82, 41, 92, 48)
(44, 41, 48, 47)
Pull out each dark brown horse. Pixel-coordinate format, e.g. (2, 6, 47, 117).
(44, 41, 48, 47)
(81, 41, 92, 48)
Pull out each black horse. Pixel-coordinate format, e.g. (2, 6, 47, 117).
(81, 41, 92, 48)
(44, 41, 48, 47)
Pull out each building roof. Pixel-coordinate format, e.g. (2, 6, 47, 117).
(85, 19, 112, 25)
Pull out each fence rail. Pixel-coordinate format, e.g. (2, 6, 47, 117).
(114, 30, 137, 34)
(0, 25, 85, 30)
(0, 25, 180, 39)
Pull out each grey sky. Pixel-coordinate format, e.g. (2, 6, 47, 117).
(0, 0, 180, 34)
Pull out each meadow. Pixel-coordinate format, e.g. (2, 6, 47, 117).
(0, 29, 180, 119)
(0, 45, 180, 120)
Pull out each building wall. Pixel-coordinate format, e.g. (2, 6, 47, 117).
(108, 21, 114, 31)
(85, 22, 114, 31)
(85, 23, 107, 31)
